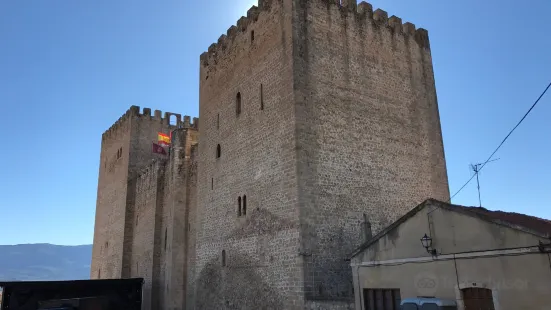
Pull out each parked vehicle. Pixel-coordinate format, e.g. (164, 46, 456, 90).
(401, 297, 458, 310)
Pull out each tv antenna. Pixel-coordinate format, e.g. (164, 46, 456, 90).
(470, 158, 500, 208)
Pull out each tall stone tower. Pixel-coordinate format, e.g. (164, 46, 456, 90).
(91, 106, 199, 309)
(194, 0, 449, 309)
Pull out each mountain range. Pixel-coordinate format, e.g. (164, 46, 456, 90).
(0, 244, 92, 282)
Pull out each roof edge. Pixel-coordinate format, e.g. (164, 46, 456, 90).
(349, 199, 551, 259)
(348, 198, 435, 259)
(437, 203, 551, 240)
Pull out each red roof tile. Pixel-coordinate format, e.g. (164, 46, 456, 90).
(456, 205, 551, 237)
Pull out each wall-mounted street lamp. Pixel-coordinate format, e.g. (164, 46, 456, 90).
(421, 234, 437, 256)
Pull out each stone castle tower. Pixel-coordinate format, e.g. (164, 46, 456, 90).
(91, 107, 199, 309)
(91, 0, 450, 309)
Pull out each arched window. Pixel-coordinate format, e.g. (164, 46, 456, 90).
(238, 196, 242, 216)
(169, 114, 178, 126)
(216, 144, 221, 158)
(243, 195, 247, 215)
(251, 30, 255, 42)
(222, 250, 226, 267)
(236, 92, 242, 116)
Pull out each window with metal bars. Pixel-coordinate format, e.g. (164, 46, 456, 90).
(363, 288, 401, 310)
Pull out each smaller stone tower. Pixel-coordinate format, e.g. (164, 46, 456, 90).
(91, 106, 199, 310)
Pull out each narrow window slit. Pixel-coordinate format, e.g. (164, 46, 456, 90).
(238, 196, 242, 216)
(236, 92, 242, 116)
(260, 84, 264, 110)
(164, 228, 168, 251)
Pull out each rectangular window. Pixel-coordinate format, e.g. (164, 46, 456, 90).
(363, 289, 401, 310)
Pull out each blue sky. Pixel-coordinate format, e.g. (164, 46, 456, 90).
(0, 0, 549, 246)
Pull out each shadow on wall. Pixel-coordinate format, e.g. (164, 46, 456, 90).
(303, 227, 355, 301)
(194, 258, 284, 310)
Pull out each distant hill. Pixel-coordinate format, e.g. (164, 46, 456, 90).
(0, 244, 92, 281)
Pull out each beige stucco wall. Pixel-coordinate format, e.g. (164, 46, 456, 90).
(353, 253, 551, 310)
(351, 201, 551, 310)
(352, 201, 547, 264)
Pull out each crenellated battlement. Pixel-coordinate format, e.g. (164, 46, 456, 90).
(320, 0, 429, 49)
(200, 0, 273, 68)
(137, 106, 199, 130)
(101, 106, 139, 141)
(331, 0, 430, 48)
(200, 0, 430, 69)
(102, 105, 199, 142)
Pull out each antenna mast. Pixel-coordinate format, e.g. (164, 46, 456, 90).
(470, 158, 500, 208)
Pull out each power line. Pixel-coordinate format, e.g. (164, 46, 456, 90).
(449, 81, 551, 202)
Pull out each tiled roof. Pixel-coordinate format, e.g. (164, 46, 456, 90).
(454, 205, 551, 237)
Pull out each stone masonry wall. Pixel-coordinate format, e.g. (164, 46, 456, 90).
(159, 154, 172, 309)
(125, 127, 199, 310)
(92, 106, 192, 281)
(91, 108, 133, 281)
(185, 139, 199, 310)
(126, 127, 198, 310)
(130, 159, 166, 310)
(196, 0, 306, 308)
(292, 0, 450, 307)
(92, 106, 198, 310)
(161, 128, 198, 310)
(122, 108, 186, 282)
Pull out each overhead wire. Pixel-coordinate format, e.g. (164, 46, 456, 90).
(449, 81, 551, 202)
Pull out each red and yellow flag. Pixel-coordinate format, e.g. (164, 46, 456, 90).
(158, 132, 170, 145)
